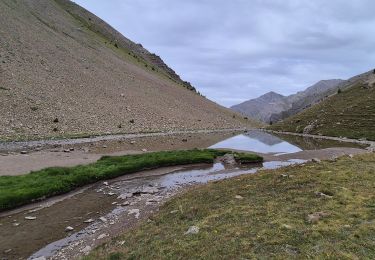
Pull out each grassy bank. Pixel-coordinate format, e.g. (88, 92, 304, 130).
(269, 82, 375, 140)
(88, 153, 375, 259)
(0, 149, 262, 211)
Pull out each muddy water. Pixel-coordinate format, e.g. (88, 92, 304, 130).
(0, 159, 305, 259)
(0, 130, 367, 259)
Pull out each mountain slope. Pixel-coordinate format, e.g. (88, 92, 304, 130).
(0, 0, 259, 141)
(270, 79, 344, 123)
(231, 92, 290, 123)
(231, 80, 343, 123)
(269, 70, 375, 140)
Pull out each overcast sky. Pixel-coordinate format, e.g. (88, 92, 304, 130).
(74, 0, 375, 107)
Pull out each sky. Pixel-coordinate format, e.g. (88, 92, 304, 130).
(74, 0, 375, 107)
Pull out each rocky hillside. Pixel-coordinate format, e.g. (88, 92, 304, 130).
(0, 0, 259, 141)
(231, 92, 290, 123)
(270, 70, 375, 140)
(270, 79, 344, 123)
(231, 80, 343, 123)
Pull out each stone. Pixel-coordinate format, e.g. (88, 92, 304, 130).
(311, 158, 321, 163)
(130, 140, 136, 144)
(221, 154, 236, 165)
(170, 210, 179, 214)
(4, 249, 12, 254)
(99, 217, 108, 223)
(108, 192, 115, 196)
(84, 219, 94, 223)
(315, 191, 333, 199)
(12, 222, 20, 227)
(31, 257, 46, 260)
(103, 181, 109, 186)
(65, 226, 74, 232)
(81, 246, 92, 255)
(307, 212, 330, 224)
(118, 193, 133, 199)
(235, 195, 244, 200)
(185, 226, 199, 235)
(20, 150, 28, 154)
(141, 186, 159, 194)
(25, 216, 37, 220)
(282, 224, 292, 229)
(142, 149, 148, 152)
(349, 154, 354, 158)
(128, 209, 140, 219)
(97, 233, 108, 240)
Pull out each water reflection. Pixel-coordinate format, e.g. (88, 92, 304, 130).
(209, 130, 302, 154)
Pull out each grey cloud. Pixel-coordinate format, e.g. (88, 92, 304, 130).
(74, 0, 375, 107)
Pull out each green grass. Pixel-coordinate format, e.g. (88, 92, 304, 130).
(269, 82, 375, 140)
(86, 153, 375, 259)
(0, 150, 262, 211)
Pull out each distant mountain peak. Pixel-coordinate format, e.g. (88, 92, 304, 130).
(259, 91, 285, 102)
(231, 79, 344, 123)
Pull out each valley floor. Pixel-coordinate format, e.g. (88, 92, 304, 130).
(86, 152, 375, 259)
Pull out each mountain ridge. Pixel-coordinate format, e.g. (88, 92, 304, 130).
(269, 69, 375, 140)
(231, 79, 344, 123)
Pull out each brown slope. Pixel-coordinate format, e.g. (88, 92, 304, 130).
(269, 69, 375, 140)
(0, 0, 259, 141)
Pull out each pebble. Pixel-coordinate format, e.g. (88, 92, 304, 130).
(84, 219, 94, 223)
(128, 209, 140, 219)
(4, 249, 12, 254)
(99, 217, 108, 223)
(307, 212, 330, 224)
(103, 181, 109, 186)
(65, 226, 74, 232)
(97, 233, 108, 240)
(185, 226, 199, 235)
(12, 222, 20, 227)
(32, 257, 46, 260)
(20, 151, 28, 154)
(235, 195, 244, 200)
(141, 187, 159, 194)
(118, 193, 133, 199)
(81, 245, 92, 255)
(25, 216, 37, 220)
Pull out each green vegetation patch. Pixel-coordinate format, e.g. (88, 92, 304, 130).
(270, 83, 375, 140)
(87, 153, 375, 259)
(0, 149, 262, 211)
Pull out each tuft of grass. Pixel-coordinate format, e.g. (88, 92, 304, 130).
(0, 149, 262, 211)
(87, 153, 375, 259)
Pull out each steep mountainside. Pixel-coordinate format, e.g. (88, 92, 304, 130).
(0, 0, 259, 141)
(270, 79, 344, 123)
(231, 92, 290, 123)
(231, 79, 343, 123)
(270, 70, 375, 140)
